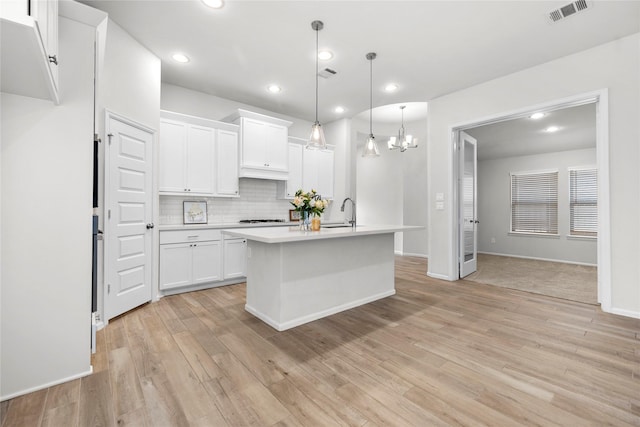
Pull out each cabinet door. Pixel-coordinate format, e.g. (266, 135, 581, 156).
(224, 238, 247, 279)
(216, 129, 239, 196)
(192, 240, 223, 284)
(302, 149, 319, 192)
(186, 124, 215, 195)
(31, 0, 58, 88)
(241, 118, 267, 169)
(159, 243, 191, 290)
(317, 149, 334, 199)
(265, 124, 288, 171)
(159, 120, 187, 192)
(286, 143, 303, 198)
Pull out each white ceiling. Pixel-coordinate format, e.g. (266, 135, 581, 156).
(465, 102, 596, 161)
(80, 1, 639, 122)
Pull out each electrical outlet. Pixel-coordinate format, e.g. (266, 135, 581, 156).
(491, 237, 496, 244)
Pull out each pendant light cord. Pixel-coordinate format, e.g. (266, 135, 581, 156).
(315, 26, 319, 124)
(369, 57, 373, 134)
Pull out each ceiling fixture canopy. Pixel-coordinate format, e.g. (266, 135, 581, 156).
(388, 105, 418, 152)
(307, 20, 327, 150)
(362, 52, 380, 158)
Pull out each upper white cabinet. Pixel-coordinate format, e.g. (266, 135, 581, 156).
(159, 119, 214, 195)
(159, 111, 239, 198)
(278, 139, 304, 199)
(1, 0, 59, 103)
(303, 148, 335, 200)
(224, 109, 292, 181)
(216, 129, 239, 196)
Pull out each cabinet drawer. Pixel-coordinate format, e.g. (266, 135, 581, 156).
(160, 229, 222, 244)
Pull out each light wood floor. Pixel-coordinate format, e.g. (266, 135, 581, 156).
(2, 256, 639, 426)
(466, 253, 598, 305)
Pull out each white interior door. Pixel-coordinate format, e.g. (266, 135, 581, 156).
(459, 131, 478, 278)
(105, 113, 154, 320)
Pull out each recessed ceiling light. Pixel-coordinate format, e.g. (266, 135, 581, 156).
(202, 0, 224, 8)
(384, 83, 399, 92)
(545, 126, 559, 133)
(172, 53, 190, 63)
(530, 112, 545, 120)
(334, 106, 345, 114)
(318, 50, 333, 60)
(267, 84, 281, 93)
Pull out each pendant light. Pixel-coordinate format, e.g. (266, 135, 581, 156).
(388, 105, 418, 152)
(307, 20, 327, 150)
(362, 52, 380, 157)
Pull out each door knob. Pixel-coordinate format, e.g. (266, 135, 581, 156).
(146, 223, 155, 229)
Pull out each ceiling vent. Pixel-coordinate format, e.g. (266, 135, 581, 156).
(318, 68, 337, 79)
(548, 0, 591, 23)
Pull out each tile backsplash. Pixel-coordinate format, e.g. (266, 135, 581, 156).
(160, 178, 296, 225)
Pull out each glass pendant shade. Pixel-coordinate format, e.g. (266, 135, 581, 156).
(307, 20, 328, 150)
(362, 52, 380, 157)
(307, 121, 326, 150)
(362, 134, 380, 157)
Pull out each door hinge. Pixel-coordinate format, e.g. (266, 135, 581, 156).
(94, 133, 102, 144)
(108, 209, 111, 219)
(108, 284, 111, 294)
(107, 133, 113, 145)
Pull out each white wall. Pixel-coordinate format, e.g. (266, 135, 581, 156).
(1, 16, 95, 400)
(427, 33, 639, 317)
(161, 83, 313, 139)
(95, 19, 161, 322)
(478, 148, 597, 265)
(322, 118, 351, 222)
(352, 116, 429, 257)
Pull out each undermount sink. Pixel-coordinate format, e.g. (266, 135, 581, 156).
(322, 224, 356, 229)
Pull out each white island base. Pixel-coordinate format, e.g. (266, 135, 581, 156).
(223, 225, 422, 331)
(245, 232, 395, 331)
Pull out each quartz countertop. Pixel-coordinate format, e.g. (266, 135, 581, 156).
(158, 222, 296, 231)
(222, 224, 423, 244)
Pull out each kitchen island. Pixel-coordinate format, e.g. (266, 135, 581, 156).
(223, 224, 422, 331)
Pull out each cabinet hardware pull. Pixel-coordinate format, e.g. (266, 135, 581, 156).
(48, 55, 58, 65)
(146, 223, 155, 229)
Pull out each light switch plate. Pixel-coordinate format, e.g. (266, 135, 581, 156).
(436, 192, 444, 201)
(436, 201, 445, 210)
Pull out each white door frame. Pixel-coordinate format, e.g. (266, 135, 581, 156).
(449, 89, 611, 311)
(103, 110, 158, 324)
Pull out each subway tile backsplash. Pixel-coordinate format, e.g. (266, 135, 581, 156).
(159, 178, 295, 225)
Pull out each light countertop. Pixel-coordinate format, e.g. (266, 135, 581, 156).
(222, 224, 423, 244)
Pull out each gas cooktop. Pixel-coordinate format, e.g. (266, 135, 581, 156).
(239, 219, 286, 224)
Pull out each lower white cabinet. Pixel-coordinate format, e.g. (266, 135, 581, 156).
(224, 237, 247, 279)
(159, 229, 222, 291)
(160, 229, 248, 292)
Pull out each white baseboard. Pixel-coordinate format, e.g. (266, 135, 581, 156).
(607, 306, 640, 320)
(402, 252, 428, 258)
(1, 366, 93, 402)
(427, 271, 455, 281)
(478, 251, 597, 267)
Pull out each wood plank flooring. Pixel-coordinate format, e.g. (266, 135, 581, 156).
(2, 256, 639, 426)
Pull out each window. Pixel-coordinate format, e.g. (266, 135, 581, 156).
(511, 170, 558, 235)
(569, 167, 597, 237)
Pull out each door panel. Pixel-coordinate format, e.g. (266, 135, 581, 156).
(459, 131, 478, 278)
(106, 114, 154, 320)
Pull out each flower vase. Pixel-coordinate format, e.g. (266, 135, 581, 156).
(311, 215, 321, 231)
(300, 211, 311, 231)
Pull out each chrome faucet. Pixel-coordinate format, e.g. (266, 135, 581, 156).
(340, 197, 356, 227)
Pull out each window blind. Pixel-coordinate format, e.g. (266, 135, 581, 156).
(569, 168, 597, 237)
(511, 171, 558, 234)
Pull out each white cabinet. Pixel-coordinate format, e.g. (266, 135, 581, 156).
(279, 141, 304, 199)
(159, 119, 214, 195)
(216, 129, 239, 196)
(225, 109, 292, 181)
(223, 237, 247, 279)
(159, 111, 240, 197)
(159, 230, 223, 291)
(1, 0, 60, 103)
(303, 148, 334, 199)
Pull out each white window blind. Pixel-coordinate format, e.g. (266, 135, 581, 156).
(569, 168, 597, 237)
(511, 171, 558, 234)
